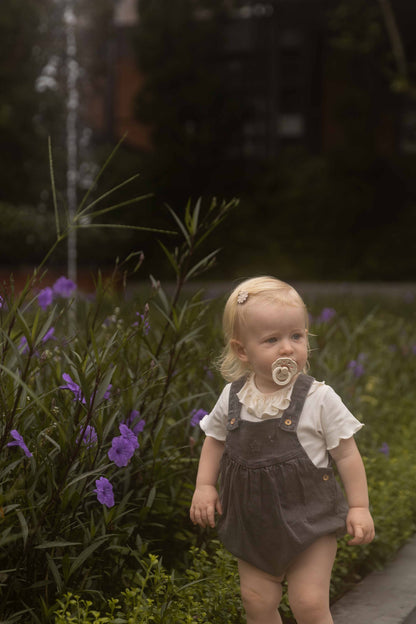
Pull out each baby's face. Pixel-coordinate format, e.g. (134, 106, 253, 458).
(234, 302, 308, 393)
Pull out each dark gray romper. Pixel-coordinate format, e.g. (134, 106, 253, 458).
(217, 374, 348, 576)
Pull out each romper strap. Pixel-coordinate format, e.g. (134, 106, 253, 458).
(226, 376, 247, 430)
(279, 374, 314, 432)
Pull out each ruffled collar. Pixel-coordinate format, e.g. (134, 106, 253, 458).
(236, 374, 297, 418)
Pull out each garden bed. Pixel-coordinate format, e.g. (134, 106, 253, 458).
(1, 199, 415, 622)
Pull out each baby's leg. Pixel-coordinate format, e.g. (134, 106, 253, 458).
(286, 534, 337, 624)
(237, 558, 284, 624)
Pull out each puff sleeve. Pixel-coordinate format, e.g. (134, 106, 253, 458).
(199, 384, 231, 442)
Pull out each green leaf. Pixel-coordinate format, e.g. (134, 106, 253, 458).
(62, 467, 110, 492)
(36, 305, 58, 346)
(69, 536, 111, 577)
(76, 133, 127, 215)
(190, 197, 202, 235)
(0, 364, 52, 419)
(185, 249, 219, 282)
(76, 173, 143, 219)
(167, 205, 191, 246)
(92, 366, 116, 407)
(158, 240, 180, 274)
(16, 510, 29, 547)
(145, 486, 156, 510)
(35, 540, 81, 549)
(45, 553, 63, 593)
(77, 222, 174, 235)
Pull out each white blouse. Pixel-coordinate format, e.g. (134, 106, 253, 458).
(200, 375, 363, 468)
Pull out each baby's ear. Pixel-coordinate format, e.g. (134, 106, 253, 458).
(231, 339, 248, 362)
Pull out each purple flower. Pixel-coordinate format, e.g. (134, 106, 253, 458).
(42, 327, 55, 343)
(78, 425, 98, 448)
(0, 295, 3, 309)
(7, 429, 32, 458)
(379, 442, 390, 457)
(317, 307, 336, 323)
(348, 361, 365, 377)
(19, 336, 30, 355)
(108, 436, 136, 467)
(60, 374, 112, 406)
(348, 353, 366, 378)
(124, 410, 145, 435)
(119, 424, 139, 450)
(38, 287, 53, 310)
(190, 408, 208, 427)
(94, 476, 115, 508)
(60, 373, 83, 402)
(53, 276, 77, 298)
(134, 311, 150, 335)
(204, 366, 214, 380)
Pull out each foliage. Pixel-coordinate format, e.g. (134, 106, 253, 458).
(0, 0, 116, 205)
(0, 0, 61, 203)
(307, 298, 416, 592)
(328, 0, 416, 96)
(129, 0, 416, 281)
(0, 201, 153, 268)
(2, 0, 416, 282)
(132, 0, 247, 206)
(222, 143, 416, 281)
(0, 151, 238, 620)
(54, 546, 244, 623)
(0, 204, 56, 265)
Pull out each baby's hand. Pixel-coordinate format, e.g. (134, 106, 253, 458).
(190, 485, 222, 528)
(346, 507, 375, 545)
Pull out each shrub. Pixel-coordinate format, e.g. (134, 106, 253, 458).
(307, 300, 416, 598)
(54, 545, 244, 623)
(0, 173, 238, 621)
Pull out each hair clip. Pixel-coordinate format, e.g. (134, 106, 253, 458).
(237, 291, 249, 304)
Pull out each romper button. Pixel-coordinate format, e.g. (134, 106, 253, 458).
(323, 474, 330, 481)
(230, 418, 236, 425)
(285, 419, 292, 426)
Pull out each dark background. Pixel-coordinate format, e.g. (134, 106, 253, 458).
(1, 0, 415, 282)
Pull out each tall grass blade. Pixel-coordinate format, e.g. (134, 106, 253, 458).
(48, 137, 60, 237)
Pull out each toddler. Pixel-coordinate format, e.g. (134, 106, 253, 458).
(190, 276, 374, 624)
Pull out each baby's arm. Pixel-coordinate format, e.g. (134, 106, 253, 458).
(190, 436, 225, 528)
(330, 437, 375, 545)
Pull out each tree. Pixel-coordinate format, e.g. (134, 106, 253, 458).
(132, 0, 247, 208)
(0, 0, 126, 269)
(128, 0, 416, 280)
(320, 0, 416, 278)
(0, 0, 62, 204)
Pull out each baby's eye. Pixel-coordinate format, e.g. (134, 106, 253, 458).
(266, 337, 277, 343)
(292, 333, 304, 341)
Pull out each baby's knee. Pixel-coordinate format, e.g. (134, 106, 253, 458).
(240, 583, 280, 618)
(289, 592, 331, 624)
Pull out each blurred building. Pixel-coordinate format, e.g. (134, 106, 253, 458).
(90, 0, 416, 159)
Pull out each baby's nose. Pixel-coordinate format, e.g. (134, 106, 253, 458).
(279, 339, 293, 355)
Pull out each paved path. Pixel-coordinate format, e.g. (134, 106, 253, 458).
(332, 534, 416, 624)
(404, 608, 416, 624)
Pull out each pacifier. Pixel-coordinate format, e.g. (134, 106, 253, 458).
(271, 357, 298, 386)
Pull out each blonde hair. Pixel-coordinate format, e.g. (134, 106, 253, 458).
(218, 276, 309, 381)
